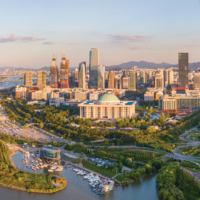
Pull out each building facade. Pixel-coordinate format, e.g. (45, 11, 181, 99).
(78, 62, 86, 89)
(60, 55, 69, 88)
(129, 70, 137, 91)
(179, 53, 188, 87)
(79, 93, 136, 119)
(108, 71, 115, 89)
(24, 71, 32, 87)
(140, 70, 146, 83)
(89, 48, 99, 88)
(194, 73, 200, 89)
(50, 55, 58, 88)
(97, 65, 105, 89)
(37, 70, 46, 88)
(154, 75, 164, 88)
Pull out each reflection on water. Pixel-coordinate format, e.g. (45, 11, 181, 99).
(1, 151, 159, 200)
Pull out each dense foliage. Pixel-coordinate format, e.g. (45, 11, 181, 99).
(156, 161, 200, 200)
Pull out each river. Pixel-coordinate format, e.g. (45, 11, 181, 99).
(0, 151, 159, 200)
(0, 76, 24, 88)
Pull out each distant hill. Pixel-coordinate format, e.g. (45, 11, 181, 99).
(1, 61, 200, 72)
(170, 62, 200, 71)
(105, 61, 173, 70)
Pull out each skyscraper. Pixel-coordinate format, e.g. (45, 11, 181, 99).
(78, 62, 86, 89)
(194, 73, 200, 89)
(179, 53, 189, 87)
(168, 69, 173, 84)
(50, 55, 58, 88)
(24, 71, 32, 87)
(164, 69, 169, 86)
(122, 76, 130, 89)
(129, 70, 137, 91)
(60, 54, 69, 88)
(154, 75, 164, 88)
(89, 48, 99, 88)
(74, 68, 79, 81)
(108, 71, 115, 89)
(140, 70, 146, 83)
(97, 65, 105, 89)
(37, 70, 46, 88)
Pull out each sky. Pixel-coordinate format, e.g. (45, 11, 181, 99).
(0, 0, 200, 69)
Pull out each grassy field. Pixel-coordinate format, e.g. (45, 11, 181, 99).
(181, 161, 200, 172)
(83, 162, 116, 177)
(61, 153, 80, 164)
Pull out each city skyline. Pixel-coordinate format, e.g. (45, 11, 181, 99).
(1, 0, 200, 68)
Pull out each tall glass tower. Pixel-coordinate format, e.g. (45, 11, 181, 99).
(97, 65, 105, 89)
(130, 70, 137, 91)
(78, 62, 86, 89)
(89, 48, 99, 88)
(179, 53, 188, 87)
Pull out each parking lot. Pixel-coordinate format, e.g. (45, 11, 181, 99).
(0, 120, 54, 143)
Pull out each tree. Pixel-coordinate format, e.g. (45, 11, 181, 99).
(25, 136, 30, 142)
(39, 122, 44, 129)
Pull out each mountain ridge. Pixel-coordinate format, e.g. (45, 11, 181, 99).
(1, 61, 200, 71)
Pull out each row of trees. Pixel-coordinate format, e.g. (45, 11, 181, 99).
(156, 161, 200, 200)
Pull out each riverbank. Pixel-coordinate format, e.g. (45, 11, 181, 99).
(0, 141, 67, 194)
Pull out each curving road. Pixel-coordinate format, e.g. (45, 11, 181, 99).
(172, 126, 200, 163)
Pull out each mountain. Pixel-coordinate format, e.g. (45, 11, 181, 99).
(1, 61, 200, 72)
(105, 61, 173, 71)
(170, 62, 200, 71)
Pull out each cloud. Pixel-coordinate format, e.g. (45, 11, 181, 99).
(0, 34, 45, 43)
(108, 34, 151, 42)
(130, 47, 151, 50)
(43, 41, 54, 45)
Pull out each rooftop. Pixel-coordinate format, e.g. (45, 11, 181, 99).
(98, 93, 120, 102)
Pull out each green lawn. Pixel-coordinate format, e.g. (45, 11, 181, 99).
(83, 162, 116, 177)
(61, 153, 80, 164)
(181, 161, 200, 172)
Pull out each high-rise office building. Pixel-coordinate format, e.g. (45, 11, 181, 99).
(108, 71, 115, 89)
(122, 76, 130, 89)
(164, 69, 169, 86)
(115, 76, 122, 89)
(97, 65, 105, 89)
(78, 62, 86, 89)
(75, 68, 79, 81)
(24, 71, 32, 87)
(37, 70, 46, 88)
(89, 48, 99, 88)
(154, 75, 164, 88)
(140, 70, 146, 83)
(50, 55, 58, 88)
(194, 73, 200, 89)
(60, 54, 69, 88)
(168, 69, 173, 84)
(179, 53, 189, 87)
(130, 70, 137, 91)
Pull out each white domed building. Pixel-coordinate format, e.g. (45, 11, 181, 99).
(78, 93, 136, 119)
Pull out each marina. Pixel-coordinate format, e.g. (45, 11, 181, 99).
(9, 150, 159, 200)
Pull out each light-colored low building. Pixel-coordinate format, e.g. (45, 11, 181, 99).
(79, 93, 137, 119)
(31, 90, 47, 100)
(49, 98, 64, 107)
(75, 91, 89, 100)
(89, 92, 99, 100)
(144, 91, 154, 101)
